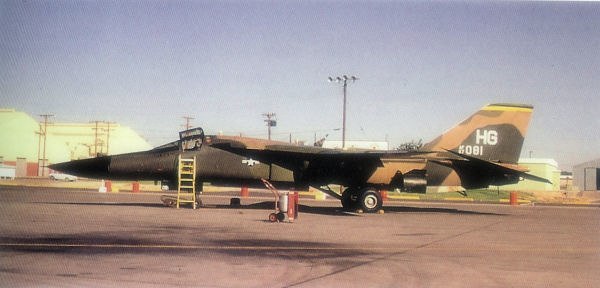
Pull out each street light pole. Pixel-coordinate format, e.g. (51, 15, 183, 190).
(328, 75, 358, 149)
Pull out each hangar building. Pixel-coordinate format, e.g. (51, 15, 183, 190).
(494, 158, 561, 192)
(573, 159, 600, 191)
(0, 109, 152, 177)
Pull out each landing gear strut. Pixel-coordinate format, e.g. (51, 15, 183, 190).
(341, 187, 382, 213)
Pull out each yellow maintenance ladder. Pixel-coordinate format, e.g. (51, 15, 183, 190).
(176, 155, 197, 209)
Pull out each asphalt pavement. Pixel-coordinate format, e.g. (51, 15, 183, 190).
(1, 186, 598, 287)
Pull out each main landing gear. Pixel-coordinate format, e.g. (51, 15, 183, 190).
(341, 187, 382, 213)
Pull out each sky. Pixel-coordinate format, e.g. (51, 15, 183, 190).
(1, 1, 599, 170)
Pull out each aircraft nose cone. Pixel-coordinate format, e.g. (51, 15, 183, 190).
(49, 156, 111, 178)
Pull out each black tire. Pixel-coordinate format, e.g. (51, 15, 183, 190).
(229, 198, 241, 208)
(276, 212, 286, 222)
(268, 213, 278, 222)
(358, 188, 382, 213)
(341, 188, 359, 210)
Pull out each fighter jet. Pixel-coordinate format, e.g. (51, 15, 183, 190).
(50, 103, 550, 213)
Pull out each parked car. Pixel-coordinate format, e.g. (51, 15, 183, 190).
(49, 173, 77, 182)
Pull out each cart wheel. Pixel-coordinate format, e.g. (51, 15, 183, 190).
(268, 213, 278, 222)
(277, 212, 286, 222)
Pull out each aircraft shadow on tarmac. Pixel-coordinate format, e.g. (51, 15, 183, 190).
(1, 234, 370, 263)
(378, 206, 505, 216)
(218, 201, 505, 216)
(35, 201, 505, 216)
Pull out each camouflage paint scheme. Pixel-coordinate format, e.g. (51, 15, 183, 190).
(421, 104, 534, 190)
(211, 103, 545, 191)
(50, 103, 549, 211)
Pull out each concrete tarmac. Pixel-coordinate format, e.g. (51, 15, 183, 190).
(0, 186, 598, 287)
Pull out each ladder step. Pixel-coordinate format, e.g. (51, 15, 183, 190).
(177, 155, 197, 209)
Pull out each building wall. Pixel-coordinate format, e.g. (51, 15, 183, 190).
(0, 165, 16, 179)
(44, 122, 152, 161)
(573, 159, 600, 191)
(4, 161, 44, 177)
(323, 140, 389, 150)
(501, 158, 561, 192)
(0, 109, 152, 176)
(560, 176, 574, 191)
(0, 109, 39, 165)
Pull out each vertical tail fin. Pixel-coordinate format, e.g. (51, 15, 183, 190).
(422, 103, 533, 164)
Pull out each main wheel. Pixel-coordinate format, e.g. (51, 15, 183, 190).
(341, 188, 359, 210)
(358, 188, 382, 213)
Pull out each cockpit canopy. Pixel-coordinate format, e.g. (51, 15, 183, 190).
(179, 127, 205, 151)
(151, 127, 205, 152)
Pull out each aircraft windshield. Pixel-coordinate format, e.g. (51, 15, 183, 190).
(151, 140, 180, 152)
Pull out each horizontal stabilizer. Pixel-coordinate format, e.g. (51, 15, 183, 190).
(520, 171, 553, 184)
(444, 149, 552, 184)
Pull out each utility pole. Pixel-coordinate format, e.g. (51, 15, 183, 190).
(262, 113, 276, 140)
(328, 75, 358, 149)
(104, 121, 116, 155)
(38, 114, 54, 176)
(90, 120, 103, 156)
(36, 124, 42, 175)
(182, 116, 194, 130)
